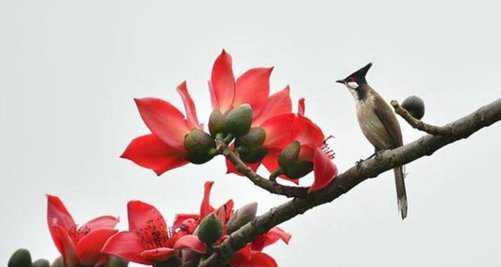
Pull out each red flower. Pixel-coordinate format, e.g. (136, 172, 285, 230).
(173, 181, 234, 234)
(121, 81, 214, 176)
(225, 86, 296, 175)
(173, 181, 291, 267)
(47, 195, 118, 267)
(102, 201, 206, 265)
(209, 50, 274, 115)
(263, 99, 338, 192)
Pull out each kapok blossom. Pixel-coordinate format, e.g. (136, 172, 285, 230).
(122, 81, 216, 176)
(173, 181, 234, 235)
(173, 181, 291, 267)
(263, 99, 338, 192)
(47, 195, 119, 267)
(101, 201, 206, 265)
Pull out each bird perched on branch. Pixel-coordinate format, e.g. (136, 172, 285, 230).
(336, 63, 408, 219)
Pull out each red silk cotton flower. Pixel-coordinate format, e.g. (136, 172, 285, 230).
(173, 181, 290, 267)
(121, 81, 216, 176)
(47, 195, 118, 267)
(101, 201, 206, 265)
(263, 99, 338, 192)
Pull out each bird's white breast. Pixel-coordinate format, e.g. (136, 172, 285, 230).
(355, 97, 392, 150)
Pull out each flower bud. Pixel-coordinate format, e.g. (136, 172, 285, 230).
(184, 129, 217, 164)
(402, 95, 425, 120)
(224, 104, 252, 137)
(208, 110, 226, 137)
(196, 214, 223, 245)
(227, 202, 258, 233)
(50, 257, 64, 267)
(279, 141, 313, 179)
(8, 249, 31, 267)
(235, 127, 267, 163)
(105, 257, 128, 267)
(238, 127, 266, 147)
(32, 259, 50, 267)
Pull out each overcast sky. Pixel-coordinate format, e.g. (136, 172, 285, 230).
(1, 1, 500, 266)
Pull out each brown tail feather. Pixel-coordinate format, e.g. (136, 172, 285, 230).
(394, 166, 408, 220)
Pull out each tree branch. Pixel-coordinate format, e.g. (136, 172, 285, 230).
(204, 98, 501, 267)
(391, 100, 453, 135)
(216, 139, 309, 198)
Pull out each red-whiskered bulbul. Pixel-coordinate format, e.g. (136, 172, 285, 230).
(336, 63, 408, 220)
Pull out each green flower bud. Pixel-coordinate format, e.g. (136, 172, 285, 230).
(235, 127, 267, 163)
(402, 95, 425, 120)
(32, 259, 50, 267)
(279, 141, 313, 179)
(224, 104, 252, 137)
(208, 110, 226, 137)
(227, 202, 258, 233)
(184, 129, 216, 164)
(50, 257, 64, 267)
(196, 214, 223, 245)
(235, 145, 267, 163)
(8, 249, 31, 267)
(238, 127, 266, 147)
(105, 257, 128, 267)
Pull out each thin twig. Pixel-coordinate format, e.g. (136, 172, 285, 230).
(391, 100, 453, 135)
(216, 139, 309, 198)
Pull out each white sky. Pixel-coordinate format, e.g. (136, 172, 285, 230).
(1, 1, 500, 266)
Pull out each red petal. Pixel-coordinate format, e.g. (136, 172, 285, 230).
(298, 98, 305, 116)
(121, 134, 188, 176)
(81, 216, 118, 232)
(47, 195, 76, 231)
(50, 225, 79, 267)
(253, 86, 292, 126)
(173, 214, 199, 229)
(134, 97, 190, 150)
(251, 227, 290, 251)
(261, 113, 296, 149)
(75, 229, 118, 266)
(215, 199, 234, 224)
(200, 181, 215, 218)
(127, 201, 167, 233)
(173, 235, 207, 254)
(177, 81, 201, 129)
(47, 195, 76, 255)
(211, 50, 235, 113)
(234, 67, 273, 112)
(310, 147, 337, 192)
(140, 247, 176, 262)
(293, 116, 325, 147)
(101, 231, 151, 265)
(231, 250, 277, 267)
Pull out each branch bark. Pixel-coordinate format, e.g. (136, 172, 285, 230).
(203, 98, 501, 267)
(216, 139, 309, 198)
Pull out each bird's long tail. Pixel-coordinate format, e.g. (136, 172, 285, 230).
(394, 166, 408, 220)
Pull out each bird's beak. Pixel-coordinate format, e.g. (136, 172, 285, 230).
(335, 79, 345, 84)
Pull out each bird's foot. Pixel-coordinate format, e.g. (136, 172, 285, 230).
(356, 159, 364, 169)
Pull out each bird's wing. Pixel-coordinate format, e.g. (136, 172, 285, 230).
(372, 93, 403, 147)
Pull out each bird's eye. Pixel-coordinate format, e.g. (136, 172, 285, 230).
(347, 81, 359, 89)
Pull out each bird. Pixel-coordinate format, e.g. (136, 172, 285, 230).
(336, 63, 408, 220)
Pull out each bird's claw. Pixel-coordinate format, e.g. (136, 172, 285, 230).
(356, 159, 364, 169)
